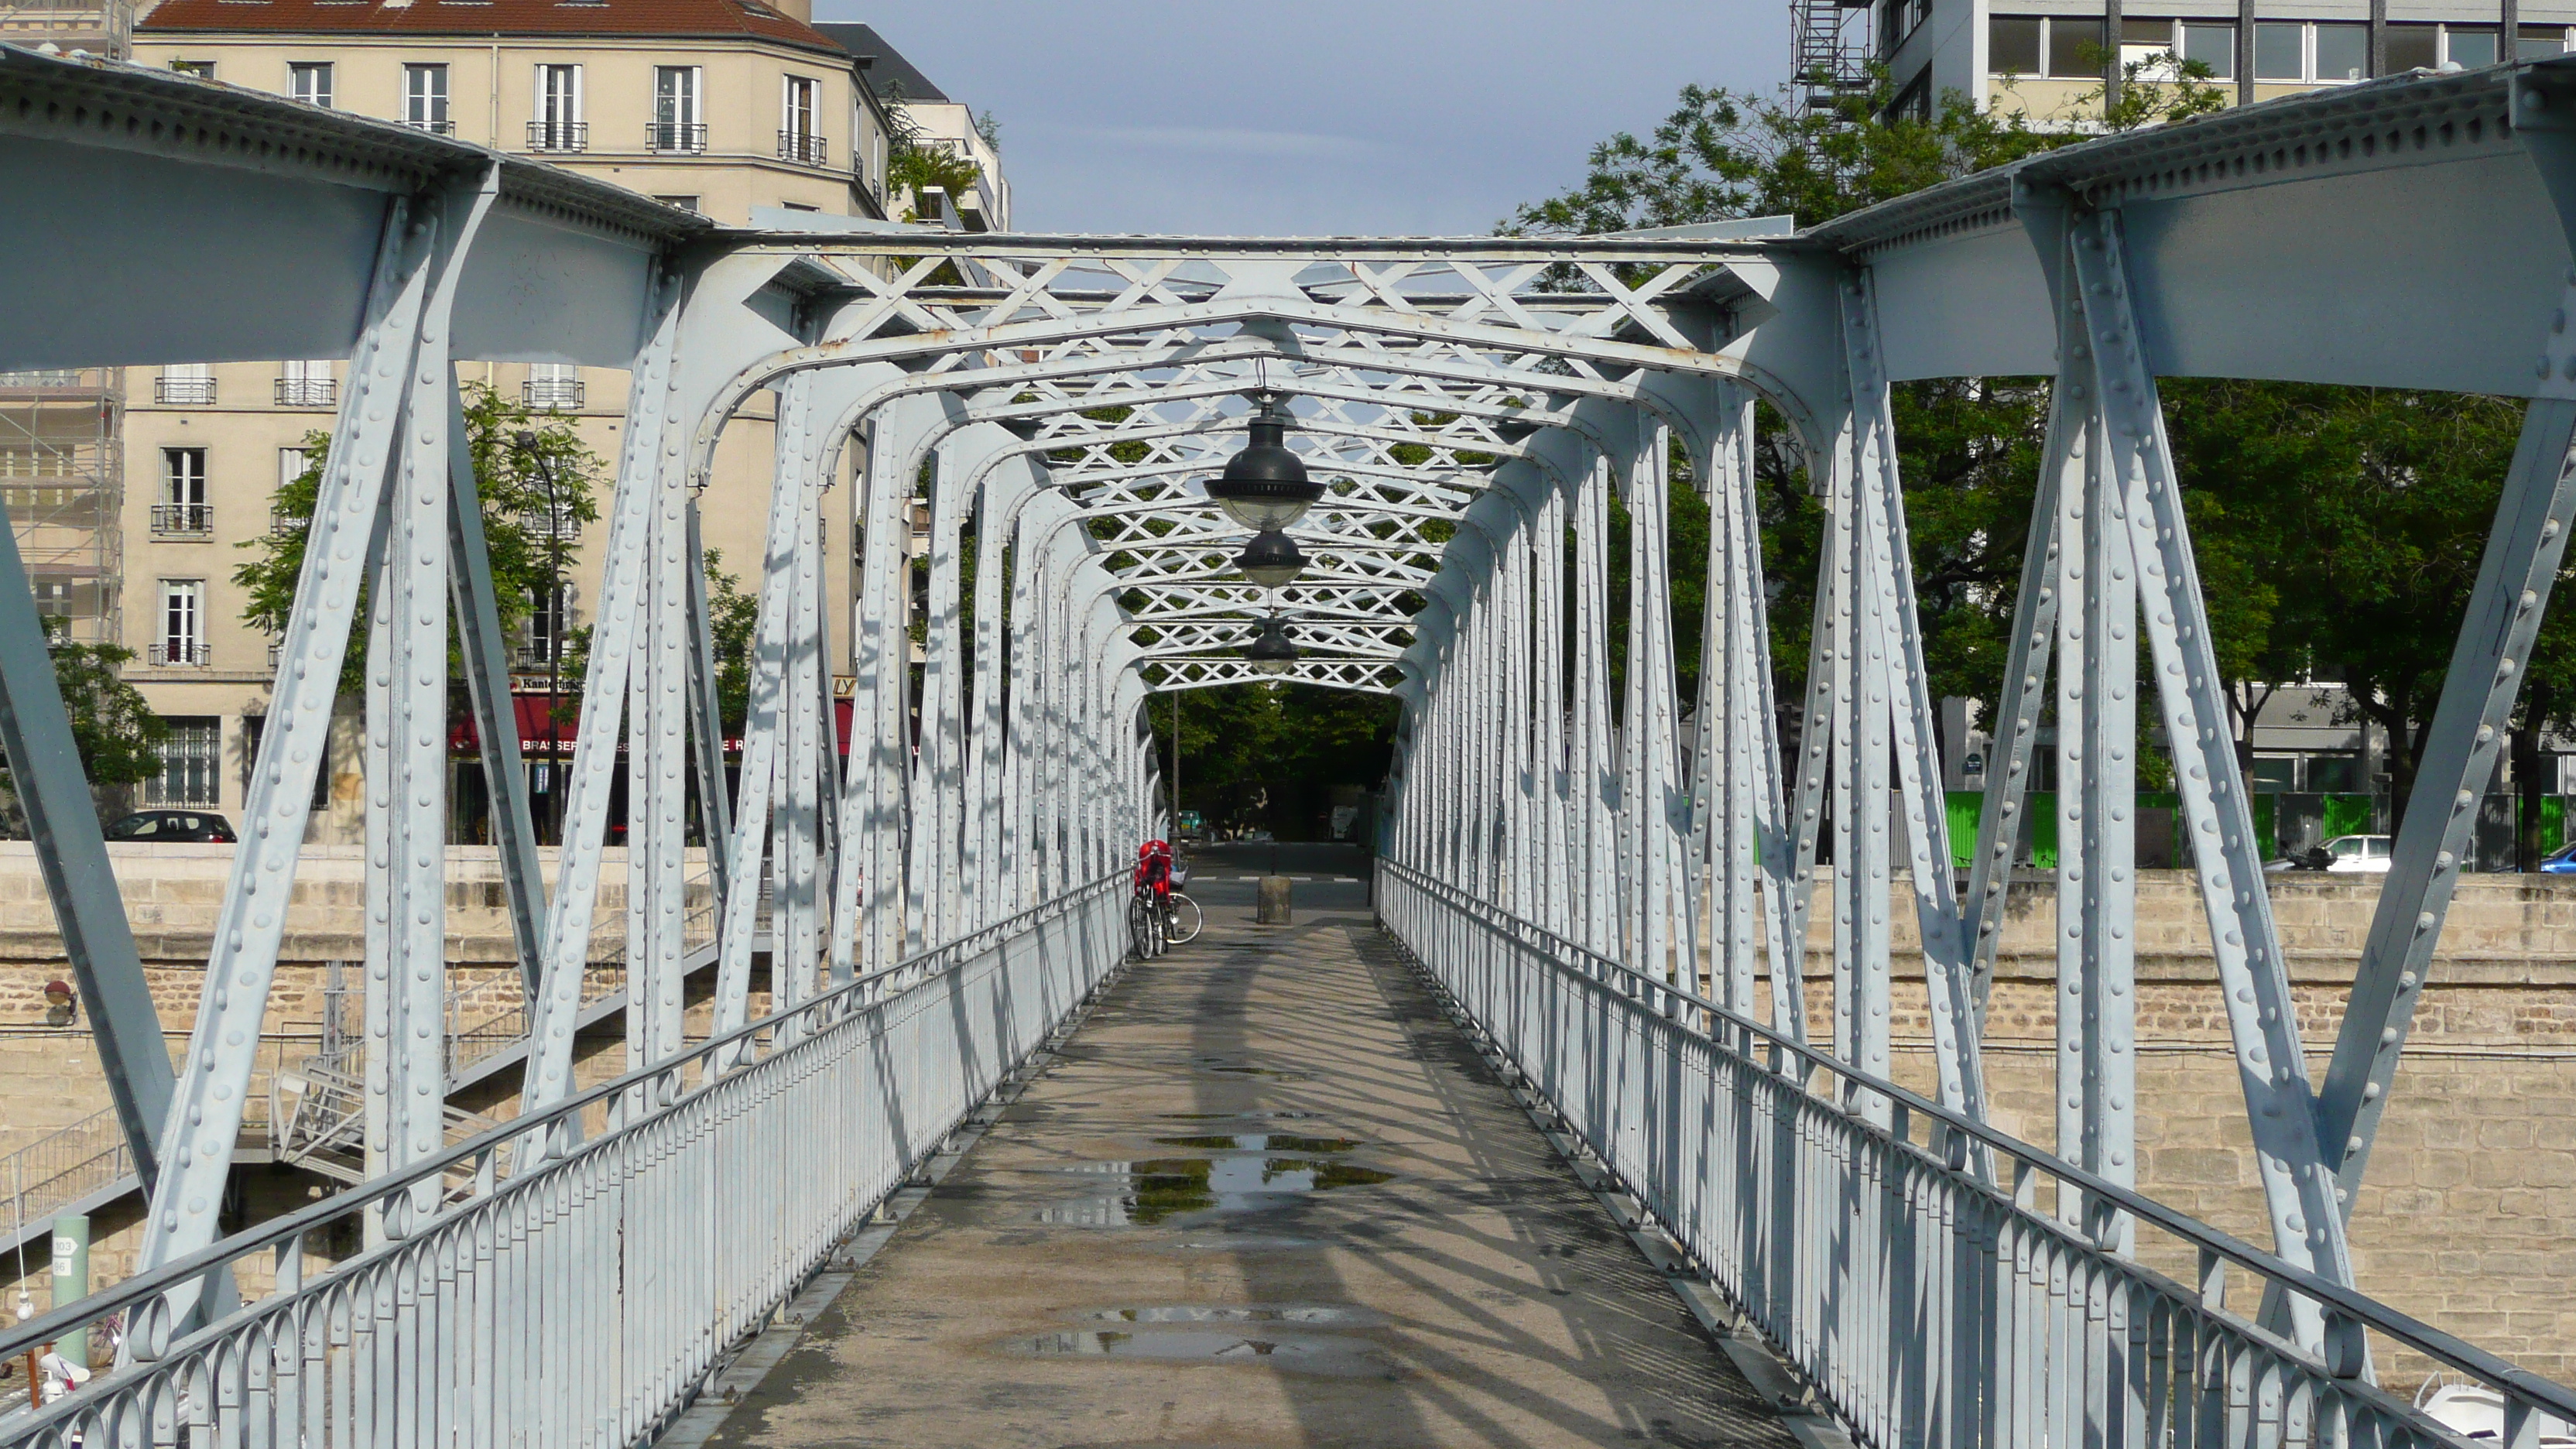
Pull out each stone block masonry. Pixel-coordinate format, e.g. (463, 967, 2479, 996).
(1763, 871, 2576, 1388)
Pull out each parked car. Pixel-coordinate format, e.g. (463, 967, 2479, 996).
(2538, 841, 2576, 874)
(106, 810, 237, 843)
(2320, 834, 2392, 873)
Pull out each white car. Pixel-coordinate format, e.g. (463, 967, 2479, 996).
(2321, 834, 2393, 873)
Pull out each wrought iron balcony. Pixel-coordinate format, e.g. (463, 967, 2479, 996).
(522, 377, 584, 411)
(148, 639, 210, 666)
(777, 130, 827, 166)
(273, 375, 336, 407)
(648, 122, 707, 153)
(403, 118, 454, 135)
(154, 375, 215, 405)
(151, 502, 213, 537)
(527, 120, 587, 153)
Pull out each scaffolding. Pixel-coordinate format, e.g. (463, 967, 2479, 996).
(0, 0, 132, 57)
(1791, 0, 1874, 116)
(0, 369, 124, 647)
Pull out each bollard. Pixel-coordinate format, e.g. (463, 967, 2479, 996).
(1256, 875, 1293, 925)
(49, 1214, 85, 1367)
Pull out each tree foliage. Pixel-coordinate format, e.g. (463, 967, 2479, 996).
(1148, 683, 1400, 838)
(233, 382, 603, 697)
(51, 642, 167, 789)
(1505, 67, 2576, 849)
(0, 642, 168, 832)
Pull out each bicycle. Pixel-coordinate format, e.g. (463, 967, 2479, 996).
(1162, 890, 1203, 944)
(1129, 884, 1168, 960)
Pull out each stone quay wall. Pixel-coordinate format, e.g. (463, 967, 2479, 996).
(1770, 872, 2576, 1387)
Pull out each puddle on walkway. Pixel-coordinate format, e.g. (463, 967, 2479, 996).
(1029, 1155, 1396, 1226)
(1153, 1133, 1361, 1153)
(1012, 1329, 1389, 1375)
(1073, 1305, 1381, 1327)
(1156, 1111, 1317, 1122)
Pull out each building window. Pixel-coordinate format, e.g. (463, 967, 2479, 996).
(288, 61, 333, 109)
(403, 63, 451, 132)
(2521, 24, 2568, 60)
(242, 714, 333, 811)
(273, 447, 311, 535)
(523, 364, 583, 411)
(2116, 16, 2182, 77)
(2180, 21, 2235, 78)
(155, 448, 211, 537)
(531, 64, 584, 152)
(1878, 0, 1932, 57)
(652, 66, 706, 152)
(2047, 16, 2104, 77)
(156, 365, 214, 406)
(2253, 20, 2304, 80)
(525, 585, 567, 666)
(2447, 26, 2499, 67)
(144, 718, 221, 807)
(779, 74, 825, 165)
(2314, 22, 2367, 80)
(154, 580, 207, 666)
(274, 360, 334, 408)
(1989, 15, 2043, 74)
(653, 194, 702, 213)
(170, 60, 214, 78)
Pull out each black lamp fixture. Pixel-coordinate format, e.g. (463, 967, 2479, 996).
(1245, 615, 1298, 675)
(1234, 527, 1307, 588)
(1204, 390, 1322, 531)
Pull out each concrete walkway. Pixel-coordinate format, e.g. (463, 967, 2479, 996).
(707, 875, 1799, 1449)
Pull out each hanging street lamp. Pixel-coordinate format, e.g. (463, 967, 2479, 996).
(1245, 615, 1298, 675)
(1234, 527, 1307, 588)
(1203, 391, 1323, 530)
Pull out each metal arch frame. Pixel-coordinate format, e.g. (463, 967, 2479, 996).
(17, 46, 2576, 1449)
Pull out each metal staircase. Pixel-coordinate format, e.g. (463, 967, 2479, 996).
(1790, 0, 1872, 114)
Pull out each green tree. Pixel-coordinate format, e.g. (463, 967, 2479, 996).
(0, 642, 170, 831)
(233, 382, 604, 697)
(1149, 683, 1399, 840)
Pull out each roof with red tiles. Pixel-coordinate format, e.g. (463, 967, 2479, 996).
(137, 0, 849, 59)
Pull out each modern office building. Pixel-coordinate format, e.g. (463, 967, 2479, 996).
(1807, 0, 2576, 124)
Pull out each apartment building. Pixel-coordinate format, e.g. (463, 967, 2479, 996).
(815, 22, 1009, 230)
(1869, 0, 2576, 123)
(19, 1, 981, 834)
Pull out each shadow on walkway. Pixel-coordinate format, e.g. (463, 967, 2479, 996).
(707, 895, 1797, 1449)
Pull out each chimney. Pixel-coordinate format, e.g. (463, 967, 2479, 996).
(769, 0, 810, 21)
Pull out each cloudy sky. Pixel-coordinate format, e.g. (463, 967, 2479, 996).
(813, 1, 1789, 236)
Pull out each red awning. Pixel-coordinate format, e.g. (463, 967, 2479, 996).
(450, 694, 852, 756)
(450, 694, 581, 755)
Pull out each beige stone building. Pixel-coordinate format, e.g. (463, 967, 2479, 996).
(43, 0, 997, 836)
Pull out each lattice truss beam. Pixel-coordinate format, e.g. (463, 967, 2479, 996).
(16, 50, 2576, 1447)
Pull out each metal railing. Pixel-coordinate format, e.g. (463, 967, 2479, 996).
(525, 119, 585, 153)
(146, 639, 207, 666)
(646, 122, 705, 152)
(0, 1108, 132, 1234)
(776, 129, 826, 166)
(148, 502, 210, 536)
(151, 375, 213, 406)
(272, 375, 334, 407)
(0, 872, 1125, 1448)
(1375, 859, 2576, 1449)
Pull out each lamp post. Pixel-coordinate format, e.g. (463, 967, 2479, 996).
(1234, 527, 1305, 588)
(1246, 615, 1297, 675)
(1203, 391, 1323, 530)
(512, 430, 567, 846)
